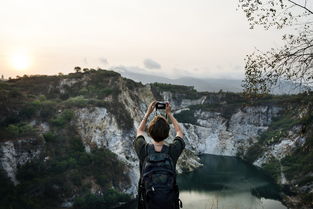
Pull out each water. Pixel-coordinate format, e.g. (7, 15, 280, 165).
(119, 154, 287, 209)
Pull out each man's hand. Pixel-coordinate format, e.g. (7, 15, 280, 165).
(146, 101, 157, 116)
(165, 102, 171, 115)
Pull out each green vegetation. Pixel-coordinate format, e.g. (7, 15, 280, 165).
(0, 122, 38, 138)
(50, 109, 74, 127)
(63, 96, 89, 107)
(0, 70, 137, 209)
(244, 105, 309, 163)
(259, 113, 301, 145)
(281, 144, 313, 180)
(242, 94, 313, 206)
(74, 189, 130, 209)
(173, 91, 248, 124)
(151, 83, 202, 100)
(262, 158, 281, 181)
(174, 109, 197, 124)
(0, 130, 130, 209)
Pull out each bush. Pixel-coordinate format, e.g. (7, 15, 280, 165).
(4, 122, 37, 138)
(73, 189, 131, 209)
(174, 109, 197, 124)
(39, 100, 57, 118)
(262, 158, 281, 181)
(258, 112, 301, 145)
(6, 124, 19, 137)
(50, 109, 74, 127)
(63, 96, 88, 107)
(19, 102, 39, 119)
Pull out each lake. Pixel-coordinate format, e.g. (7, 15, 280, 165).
(119, 154, 287, 209)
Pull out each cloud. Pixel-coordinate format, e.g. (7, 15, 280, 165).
(110, 65, 148, 74)
(143, 58, 161, 69)
(99, 57, 109, 65)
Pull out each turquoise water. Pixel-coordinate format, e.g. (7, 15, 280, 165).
(120, 154, 287, 209)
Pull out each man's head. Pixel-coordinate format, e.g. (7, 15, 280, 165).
(148, 115, 170, 142)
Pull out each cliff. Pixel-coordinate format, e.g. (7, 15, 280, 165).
(0, 69, 312, 209)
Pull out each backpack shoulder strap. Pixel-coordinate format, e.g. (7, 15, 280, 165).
(161, 144, 170, 154)
(147, 143, 155, 155)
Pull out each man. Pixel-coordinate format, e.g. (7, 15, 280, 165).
(133, 101, 185, 209)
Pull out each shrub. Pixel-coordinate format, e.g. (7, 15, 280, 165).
(50, 109, 74, 127)
(19, 102, 39, 119)
(63, 96, 89, 107)
(4, 122, 37, 138)
(262, 158, 281, 181)
(39, 100, 57, 118)
(174, 109, 197, 124)
(6, 124, 19, 137)
(73, 189, 131, 209)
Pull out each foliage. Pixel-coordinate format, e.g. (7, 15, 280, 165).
(0, 122, 37, 138)
(174, 109, 197, 124)
(1, 129, 130, 209)
(105, 102, 134, 130)
(238, 0, 313, 95)
(73, 189, 130, 209)
(281, 139, 313, 180)
(43, 131, 58, 143)
(244, 143, 264, 163)
(151, 83, 202, 100)
(262, 157, 281, 180)
(259, 113, 301, 145)
(63, 96, 89, 107)
(50, 109, 74, 127)
(6, 75, 61, 99)
(84, 86, 115, 99)
(74, 66, 82, 73)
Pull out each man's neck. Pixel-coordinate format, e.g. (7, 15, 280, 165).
(152, 140, 164, 146)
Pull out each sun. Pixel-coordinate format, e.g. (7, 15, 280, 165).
(10, 50, 31, 71)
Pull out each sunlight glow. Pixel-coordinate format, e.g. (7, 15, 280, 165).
(10, 50, 31, 71)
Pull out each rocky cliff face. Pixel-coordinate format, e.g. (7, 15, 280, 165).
(0, 137, 44, 184)
(0, 70, 311, 208)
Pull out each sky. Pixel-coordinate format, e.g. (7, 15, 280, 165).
(0, 0, 288, 80)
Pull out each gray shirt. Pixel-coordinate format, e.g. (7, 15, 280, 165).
(133, 135, 185, 166)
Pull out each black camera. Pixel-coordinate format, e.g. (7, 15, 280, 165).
(155, 101, 167, 110)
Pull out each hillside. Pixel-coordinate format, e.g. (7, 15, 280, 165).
(0, 69, 312, 209)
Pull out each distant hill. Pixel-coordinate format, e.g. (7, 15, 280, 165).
(115, 69, 310, 94)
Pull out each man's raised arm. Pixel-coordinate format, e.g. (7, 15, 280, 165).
(165, 103, 184, 138)
(136, 101, 156, 137)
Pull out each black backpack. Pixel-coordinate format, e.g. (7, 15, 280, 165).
(137, 144, 183, 209)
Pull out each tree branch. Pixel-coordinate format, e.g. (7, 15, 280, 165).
(287, 0, 313, 15)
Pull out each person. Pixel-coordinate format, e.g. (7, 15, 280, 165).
(133, 101, 185, 209)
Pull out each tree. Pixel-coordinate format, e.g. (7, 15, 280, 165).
(238, 0, 313, 96)
(74, 66, 82, 73)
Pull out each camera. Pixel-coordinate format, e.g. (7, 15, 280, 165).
(155, 101, 167, 109)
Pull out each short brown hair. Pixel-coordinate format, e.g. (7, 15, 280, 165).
(148, 115, 170, 142)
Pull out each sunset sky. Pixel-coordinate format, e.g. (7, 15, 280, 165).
(0, 0, 288, 80)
